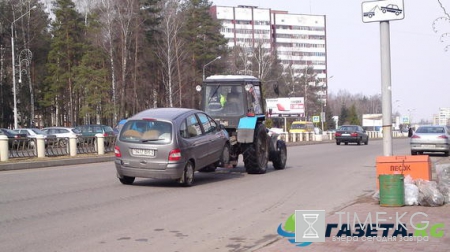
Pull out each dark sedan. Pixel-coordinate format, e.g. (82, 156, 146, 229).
(0, 128, 27, 148)
(335, 125, 369, 145)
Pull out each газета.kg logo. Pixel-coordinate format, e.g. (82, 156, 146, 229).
(277, 213, 313, 247)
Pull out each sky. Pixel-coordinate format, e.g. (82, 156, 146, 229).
(212, 0, 450, 123)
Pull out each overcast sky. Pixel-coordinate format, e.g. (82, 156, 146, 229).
(212, 0, 450, 123)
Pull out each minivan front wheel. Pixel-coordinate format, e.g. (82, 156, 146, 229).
(179, 161, 194, 187)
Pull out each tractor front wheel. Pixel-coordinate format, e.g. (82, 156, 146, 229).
(244, 124, 268, 174)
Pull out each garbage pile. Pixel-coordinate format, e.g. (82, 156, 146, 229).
(404, 164, 450, 207)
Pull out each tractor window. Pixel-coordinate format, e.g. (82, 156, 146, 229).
(247, 85, 263, 115)
(205, 85, 245, 116)
(205, 85, 225, 114)
(223, 86, 244, 115)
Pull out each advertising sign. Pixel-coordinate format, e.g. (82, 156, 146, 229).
(266, 97, 304, 117)
(362, 114, 383, 127)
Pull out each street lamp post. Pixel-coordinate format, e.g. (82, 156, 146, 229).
(408, 108, 416, 125)
(203, 56, 221, 80)
(11, 6, 36, 129)
(321, 75, 333, 131)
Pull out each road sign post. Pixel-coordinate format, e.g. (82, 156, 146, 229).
(362, 0, 405, 156)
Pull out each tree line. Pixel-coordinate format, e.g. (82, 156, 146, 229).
(0, 0, 382, 130)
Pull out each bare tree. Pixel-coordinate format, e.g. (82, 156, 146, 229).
(155, 0, 187, 107)
(252, 42, 275, 81)
(115, 0, 136, 118)
(97, 0, 119, 123)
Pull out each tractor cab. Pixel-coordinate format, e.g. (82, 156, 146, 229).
(198, 75, 265, 129)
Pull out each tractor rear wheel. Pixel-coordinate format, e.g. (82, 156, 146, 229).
(272, 141, 287, 170)
(244, 124, 268, 174)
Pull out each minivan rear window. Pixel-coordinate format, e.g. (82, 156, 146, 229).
(120, 120, 172, 143)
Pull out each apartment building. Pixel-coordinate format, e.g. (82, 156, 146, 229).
(210, 5, 328, 95)
(433, 108, 450, 125)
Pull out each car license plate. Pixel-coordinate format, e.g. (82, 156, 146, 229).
(342, 133, 350, 136)
(421, 145, 435, 148)
(131, 148, 155, 156)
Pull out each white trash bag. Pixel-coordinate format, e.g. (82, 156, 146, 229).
(404, 183, 419, 206)
(417, 180, 445, 207)
(436, 164, 450, 204)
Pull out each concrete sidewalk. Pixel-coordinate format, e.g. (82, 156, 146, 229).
(256, 150, 450, 252)
(257, 196, 450, 252)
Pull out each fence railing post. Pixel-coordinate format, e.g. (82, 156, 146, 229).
(36, 135, 46, 158)
(96, 134, 105, 155)
(0, 135, 8, 162)
(69, 135, 78, 157)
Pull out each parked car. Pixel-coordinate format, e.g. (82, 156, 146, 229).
(335, 125, 369, 145)
(75, 124, 115, 137)
(0, 128, 27, 148)
(410, 125, 450, 156)
(75, 124, 115, 146)
(42, 127, 82, 146)
(114, 108, 230, 186)
(15, 128, 57, 147)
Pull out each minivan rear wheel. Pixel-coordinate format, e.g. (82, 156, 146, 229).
(119, 176, 135, 185)
(180, 161, 194, 187)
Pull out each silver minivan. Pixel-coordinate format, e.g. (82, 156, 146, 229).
(114, 108, 230, 186)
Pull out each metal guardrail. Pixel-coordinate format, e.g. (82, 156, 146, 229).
(0, 134, 116, 162)
(9, 138, 36, 158)
(77, 136, 97, 154)
(46, 137, 70, 157)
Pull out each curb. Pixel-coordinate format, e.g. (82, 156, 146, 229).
(0, 155, 115, 171)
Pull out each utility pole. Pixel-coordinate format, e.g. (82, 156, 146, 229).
(0, 45, 4, 127)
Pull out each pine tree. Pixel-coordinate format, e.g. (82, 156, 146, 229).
(339, 104, 349, 126)
(181, 0, 228, 108)
(348, 104, 361, 125)
(43, 0, 85, 126)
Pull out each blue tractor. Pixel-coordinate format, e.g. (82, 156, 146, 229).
(197, 75, 287, 174)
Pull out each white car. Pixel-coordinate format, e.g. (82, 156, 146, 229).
(42, 127, 82, 146)
(15, 128, 57, 147)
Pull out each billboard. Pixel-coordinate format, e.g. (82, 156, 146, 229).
(265, 97, 304, 117)
(363, 114, 382, 126)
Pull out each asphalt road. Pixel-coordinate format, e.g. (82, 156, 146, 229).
(0, 138, 444, 252)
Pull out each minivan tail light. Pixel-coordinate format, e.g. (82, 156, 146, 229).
(168, 149, 181, 161)
(114, 146, 122, 157)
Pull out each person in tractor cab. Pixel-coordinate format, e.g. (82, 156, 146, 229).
(223, 86, 243, 115)
(208, 86, 227, 111)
